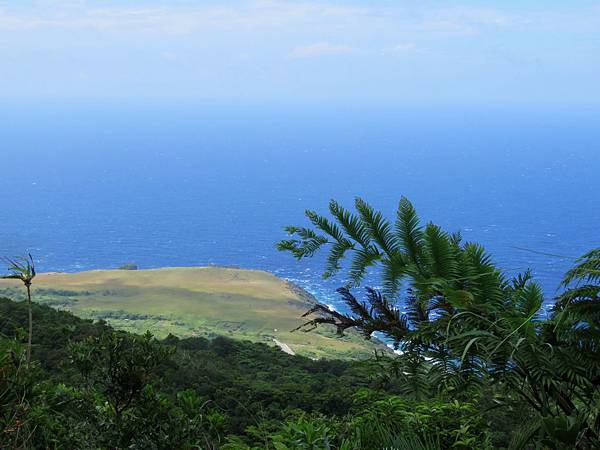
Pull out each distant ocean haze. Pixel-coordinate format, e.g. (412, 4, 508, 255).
(1, 103, 598, 311)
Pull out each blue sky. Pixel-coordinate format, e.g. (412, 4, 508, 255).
(1, 0, 599, 105)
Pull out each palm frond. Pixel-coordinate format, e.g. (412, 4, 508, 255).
(355, 197, 399, 255)
(423, 222, 457, 280)
(380, 254, 408, 297)
(277, 227, 329, 259)
(2, 254, 36, 284)
(395, 196, 423, 266)
(561, 247, 600, 287)
(329, 199, 371, 248)
(348, 247, 381, 286)
(323, 239, 355, 278)
(508, 419, 542, 450)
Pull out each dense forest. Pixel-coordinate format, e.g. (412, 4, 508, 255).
(2, 197, 599, 449)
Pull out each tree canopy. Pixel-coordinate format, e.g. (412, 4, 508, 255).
(279, 196, 600, 449)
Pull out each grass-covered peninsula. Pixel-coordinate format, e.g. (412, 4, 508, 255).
(0, 266, 385, 360)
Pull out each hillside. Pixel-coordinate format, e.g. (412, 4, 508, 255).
(0, 297, 506, 449)
(0, 266, 385, 359)
(0, 297, 378, 445)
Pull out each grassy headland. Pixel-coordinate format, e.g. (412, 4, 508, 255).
(0, 266, 385, 359)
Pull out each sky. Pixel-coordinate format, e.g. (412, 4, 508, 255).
(1, 0, 600, 106)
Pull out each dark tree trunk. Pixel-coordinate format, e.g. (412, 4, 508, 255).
(26, 283, 32, 363)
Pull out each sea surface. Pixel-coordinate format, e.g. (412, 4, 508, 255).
(1, 103, 599, 312)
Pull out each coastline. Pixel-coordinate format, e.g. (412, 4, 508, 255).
(0, 266, 388, 359)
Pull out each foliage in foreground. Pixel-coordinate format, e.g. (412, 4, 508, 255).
(1, 255, 36, 363)
(1, 297, 500, 449)
(279, 196, 600, 449)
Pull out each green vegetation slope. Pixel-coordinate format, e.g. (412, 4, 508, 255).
(0, 298, 501, 449)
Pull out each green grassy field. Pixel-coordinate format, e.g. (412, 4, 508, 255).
(0, 267, 386, 359)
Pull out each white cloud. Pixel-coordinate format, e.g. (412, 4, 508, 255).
(1, 1, 599, 103)
(288, 42, 355, 59)
(1, 1, 597, 37)
(392, 43, 417, 52)
(0, 2, 373, 34)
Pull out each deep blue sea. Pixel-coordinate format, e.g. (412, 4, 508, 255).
(1, 103, 599, 311)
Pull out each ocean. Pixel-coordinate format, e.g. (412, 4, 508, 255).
(1, 102, 599, 311)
